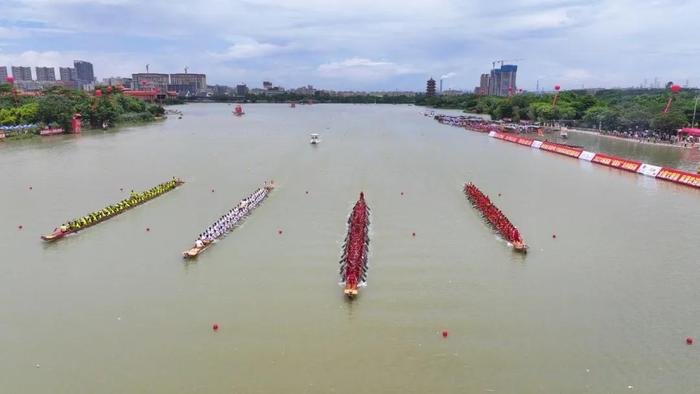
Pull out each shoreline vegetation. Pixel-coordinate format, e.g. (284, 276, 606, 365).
(0, 84, 174, 141)
(207, 88, 697, 138)
(3, 84, 697, 146)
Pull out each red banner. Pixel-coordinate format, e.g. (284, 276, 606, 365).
(591, 153, 642, 172)
(539, 142, 583, 158)
(516, 137, 534, 146)
(492, 132, 507, 140)
(656, 168, 700, 188)
(503, 134, 519, 143)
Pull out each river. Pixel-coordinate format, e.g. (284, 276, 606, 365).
(1, 103, 698, 393)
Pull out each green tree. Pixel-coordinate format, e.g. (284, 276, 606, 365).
(36, 95, 73, 129)
(651, 111, 686, 134)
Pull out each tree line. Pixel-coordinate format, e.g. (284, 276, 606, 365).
(0, 84, 167, 135)
(415, 88, 698, 135)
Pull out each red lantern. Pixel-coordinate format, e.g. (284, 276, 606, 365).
(554, 85, 561, 91)
(95, 89, 102, 97)
(106, 85, 113, 93)
(670, 84, 681, 93)
(5, 76, 13, 84)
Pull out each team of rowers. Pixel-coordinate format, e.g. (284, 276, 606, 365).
(190, 185, 271, 250)
(58, 178, 181, 233)
(339, 192, 370, 296)
(464, 183, 526, 251)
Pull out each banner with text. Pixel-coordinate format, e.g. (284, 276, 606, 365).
(591, 153, 642, 172)
(539, 142, 583, 158)
(637, 163, 662, 177)
(578, 151, 596, 161)
(656, 168, 700, 188)
(516, 137, 534, 146)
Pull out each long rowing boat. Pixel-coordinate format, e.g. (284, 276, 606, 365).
(464, 182, 527, 253)
(41, 179, 184, 241)
(182, 182, 274, 258)
(339, 192, 370, 298)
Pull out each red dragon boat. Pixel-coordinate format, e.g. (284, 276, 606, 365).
(464, 183, 527, 253)
(339, 192, 371, 298)
(233, 104, 244, 116)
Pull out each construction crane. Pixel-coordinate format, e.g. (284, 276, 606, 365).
(492, 59, 524, 70)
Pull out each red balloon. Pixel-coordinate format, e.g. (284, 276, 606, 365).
(5, 76, 13, 84)
(670, 84, 681, 93)
(95, 89, 102, 97)
(554, 85, 561, 91)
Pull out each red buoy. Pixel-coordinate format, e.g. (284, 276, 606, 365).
(552, 234, 557, 239)
(400, 192, 404, 196)
(212, 323, 219, 331)
(412, 232, 416, 237)
(29, 186, 33, 190)
(211, 189, 215, 193)
(687, 337, 694, 345)
(146, 227, 150, 232)
(305, 191, 309, 194)
(278, 229, 283, 235)
(18, 225, 23, 230)
(442, 330, 448, 338)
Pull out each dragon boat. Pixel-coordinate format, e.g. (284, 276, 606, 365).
(339, 192, 371, 298)
(41, 178, 184, 241)
(182, 182, 274, 259)
(464, 183, 527, 253)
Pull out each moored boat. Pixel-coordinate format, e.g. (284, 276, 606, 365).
(41, 178, 184, 241)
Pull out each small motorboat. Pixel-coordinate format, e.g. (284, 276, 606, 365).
(310, 133, 320, 145)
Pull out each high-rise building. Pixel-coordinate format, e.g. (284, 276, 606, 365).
(488, 65, 517, 97)
(263, 81, 273, 90)
(59, 67, 78, 89)
(59, 67, 76, 81)
(35, 66, 56, 81)
(479, 73, 490, 95)
(426, 77, 436, 97)
(236, 84, 249, 96)
(11, 66, 33, 81)
(132, 73, 170, 92)
(169, 73, 206, 95)
(0, 66, 7, 82)
(73, 60, 95, 86)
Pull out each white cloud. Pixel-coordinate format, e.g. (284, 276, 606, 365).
(210, 39, 292, 60)
(318, 57, 419, 81)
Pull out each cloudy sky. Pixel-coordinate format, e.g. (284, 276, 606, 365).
(0, 0, 697, 91)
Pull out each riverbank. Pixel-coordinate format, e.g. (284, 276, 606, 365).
(0, 115, 166, 142)
(568, 127, 699, 150)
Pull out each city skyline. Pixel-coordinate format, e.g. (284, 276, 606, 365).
(0, 0, 698, 91)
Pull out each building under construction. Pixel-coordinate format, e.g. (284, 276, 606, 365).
(477, 64, 518, 97)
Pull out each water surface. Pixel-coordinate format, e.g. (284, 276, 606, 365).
(1, 104, 699, 393)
